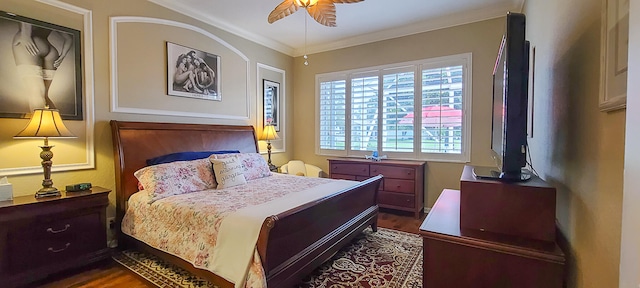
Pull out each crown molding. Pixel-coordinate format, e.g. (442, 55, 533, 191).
(148, 0, 295, 55)
(296, 2, 523, 56)
(148, 0, 524, 57)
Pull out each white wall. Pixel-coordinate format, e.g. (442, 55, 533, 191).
(619, 0, 640, 286)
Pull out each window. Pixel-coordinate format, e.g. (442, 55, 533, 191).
(319, 78, 347, 151)
(316, 53, 472, 162)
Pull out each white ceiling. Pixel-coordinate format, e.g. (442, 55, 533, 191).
(149, 0, 525, 57)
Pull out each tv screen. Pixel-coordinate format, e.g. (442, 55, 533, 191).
(492, 36, 507, 162)
(479, 12, 530, 182)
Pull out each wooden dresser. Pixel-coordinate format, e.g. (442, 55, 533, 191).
(0, 187, 111, 288)
(328, 158, 426, 218)
(420, 189, 565, 287)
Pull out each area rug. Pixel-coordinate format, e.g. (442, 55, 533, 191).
(112, 227, 422, 288)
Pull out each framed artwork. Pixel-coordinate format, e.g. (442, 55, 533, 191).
(263, 79, 280, 131)
(167, 42, 221, 101)
(599, 0, 628, 112)
(0, 11, 83, 120)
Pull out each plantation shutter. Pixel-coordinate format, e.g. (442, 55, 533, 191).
(350, 74, 378, 152)
(420, 65, 464, 154)
(316, 53, 471, 162)
(319, 79, 347, 151)
(382, 70, 415, 153)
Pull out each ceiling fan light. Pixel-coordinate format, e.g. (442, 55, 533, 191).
(294, 0, 319, 7)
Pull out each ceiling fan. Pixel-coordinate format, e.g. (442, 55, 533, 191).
(268, 0, 364, 27)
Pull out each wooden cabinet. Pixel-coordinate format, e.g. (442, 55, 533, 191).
(460, 165, 557, 242)
(420, 189, 565, 288)
(328, 158, 425, 218)
(0, 187, 111, 288)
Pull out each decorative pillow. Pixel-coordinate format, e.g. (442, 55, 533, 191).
(134, 158, 215, 203)
(210, 157, 247, 189)
(211, 153, 272, 181)
(146, 150, 240, 166)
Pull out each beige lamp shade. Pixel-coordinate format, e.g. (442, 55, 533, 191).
(14, 108, 75, 139)
(260, 125, 279, 141)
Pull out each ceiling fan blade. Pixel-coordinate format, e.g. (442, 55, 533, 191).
(306, 2, 337, 27)
(268, 0, 300, 24)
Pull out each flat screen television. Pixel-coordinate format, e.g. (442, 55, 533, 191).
(475, 12, 531, 182)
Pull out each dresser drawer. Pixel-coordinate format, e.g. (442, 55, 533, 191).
(6, 212, 105, 272)
(370, 164, 416, 179)
(331, 174, 371, 181)
(378, 191, 415, 208)
(331, 174, 357, 180)
(328, 158, 425, 219)
(330, 163, 370, 177)
(383, 178, 415, 194)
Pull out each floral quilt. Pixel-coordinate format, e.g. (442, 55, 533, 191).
(122, 173, 335, 288)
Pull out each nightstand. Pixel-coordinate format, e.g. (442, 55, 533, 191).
(0, 186, 111, 288)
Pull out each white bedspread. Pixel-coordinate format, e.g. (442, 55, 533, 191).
(212, 180, 360, 288)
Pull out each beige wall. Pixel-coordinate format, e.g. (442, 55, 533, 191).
(1, 1, 630, 286)
(0, 0, 293, 228)
(291, 18, 506, 207)
(524, 0, 625, 287)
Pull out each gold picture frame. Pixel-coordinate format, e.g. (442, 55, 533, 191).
(599, 0, 628, 112)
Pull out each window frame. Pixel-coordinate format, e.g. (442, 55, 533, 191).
(315, 53, 472, 163)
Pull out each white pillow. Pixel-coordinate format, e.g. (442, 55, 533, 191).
(211, 156, 247, 189)
(211, 153, 272, 181)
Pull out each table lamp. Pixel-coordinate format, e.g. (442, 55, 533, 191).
(14, 107, 76, 198)
(259, 124, 279, 171)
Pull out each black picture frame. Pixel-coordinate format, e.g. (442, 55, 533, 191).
(166, 42, 221, 101)
(263, 79, 280, 131)
(0, 11, 83, 120)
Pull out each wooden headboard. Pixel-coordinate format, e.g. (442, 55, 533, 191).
(110, 120, 259, 221)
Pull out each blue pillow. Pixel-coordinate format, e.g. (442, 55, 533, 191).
(146, 150, 240, 166)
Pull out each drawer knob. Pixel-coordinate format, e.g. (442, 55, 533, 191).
(48, 243, 71, 253)
(47, 224, 71, 234)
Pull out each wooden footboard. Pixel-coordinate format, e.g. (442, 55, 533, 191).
(258, 175, 382, 287)
(110, 120, 383, 287)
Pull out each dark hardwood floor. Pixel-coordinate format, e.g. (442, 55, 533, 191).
(34, 209, 426, 288)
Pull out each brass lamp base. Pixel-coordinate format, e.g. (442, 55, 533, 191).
(35, 143, 61, 199)
(35, 187, 61, 198)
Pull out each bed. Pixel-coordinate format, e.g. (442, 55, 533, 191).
(110, 120, 383, 288)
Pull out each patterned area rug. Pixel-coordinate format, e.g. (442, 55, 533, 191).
(112, 227, 422, 288)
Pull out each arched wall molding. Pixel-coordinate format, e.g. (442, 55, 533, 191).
(0, 0, 96, 176)
(109, 16, 251, 119)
